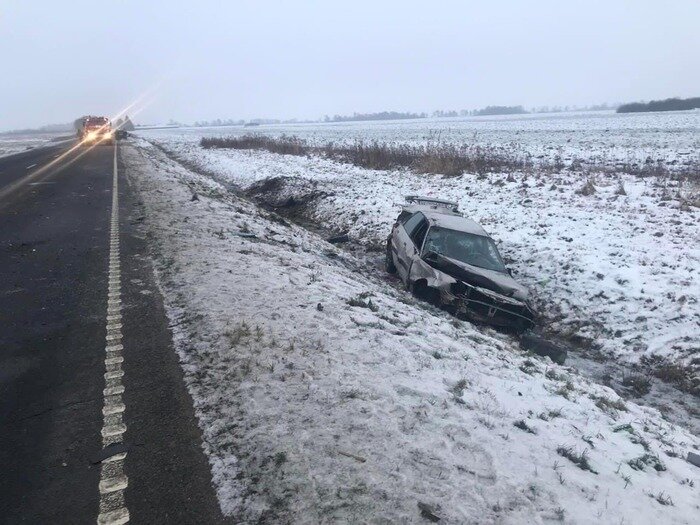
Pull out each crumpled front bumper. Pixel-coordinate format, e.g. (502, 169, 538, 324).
(439, 281, 535, 329)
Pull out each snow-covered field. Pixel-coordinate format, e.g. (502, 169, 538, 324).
(122, 141, 699, 524)
(0, 132, 69, 157)
(143, 110, 700, 170)
(138, 113, 699, 379)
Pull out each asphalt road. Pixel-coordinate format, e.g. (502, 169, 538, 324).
(0, 142, 228, 524)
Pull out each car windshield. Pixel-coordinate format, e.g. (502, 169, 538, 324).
(423, 227, 507, 273)
(86, 119, 108, 127)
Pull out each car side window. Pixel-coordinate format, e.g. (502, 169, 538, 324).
(402, 213, 424, 236)
(396, 211, 412, 224)
(411, 221, 429, 250)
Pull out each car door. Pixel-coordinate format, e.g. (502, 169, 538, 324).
(393, 212, 424, 280)
(406, 219, 430, 281)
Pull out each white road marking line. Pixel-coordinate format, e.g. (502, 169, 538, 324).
(97, 144, 130, 525)
(104, 385, 125, 396)
(26, 163, 37, 170)
(103, 404, 126, 416)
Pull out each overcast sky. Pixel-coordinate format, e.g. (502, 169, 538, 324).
(1, 0, 699, 130)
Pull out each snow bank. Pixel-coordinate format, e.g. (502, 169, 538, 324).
(122, 142, 699, 524)
(143, 139, 700, 375)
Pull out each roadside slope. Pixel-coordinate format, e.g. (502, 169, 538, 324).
(147, 139, 700, 379)
(122, 141, 698, 524)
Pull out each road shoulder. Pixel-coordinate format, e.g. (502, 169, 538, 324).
(118, 148, 229, 524)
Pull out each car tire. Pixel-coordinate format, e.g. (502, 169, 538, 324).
(412, 280, 440, 306)
(385, 239, 397, 274)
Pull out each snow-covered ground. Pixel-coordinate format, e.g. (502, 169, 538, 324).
(143, 109, 700, 171)
(0, 133, 70, 157)
(140, 131, 700, 378)
(122, 141, 699, 524)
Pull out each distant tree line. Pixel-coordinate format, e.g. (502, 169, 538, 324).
(531, 103, 614, 113)
(473, 105, 528, 116)
(617, 97, 700, 113)
(323, 106, 527, 121)
(187, 101, 621, 128)
(324, 111, 427, 123)
(192, 117, 312, 127)
(0, 122, 73, 135)
(194, 118, 247, 127)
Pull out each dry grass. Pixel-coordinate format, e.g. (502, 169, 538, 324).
(347, 292, 379, 312)
(557, 446, 598, 474)
(621, 373, 652, 396)
(591, 394, 627, 416)
(513, 419, 537, 434)
(201, 134, 307, 156)
(639, 355, 697, 394)
(629, 453, 666, 472)
(199, 134, 700, 181)
(576, 178, 596, 196)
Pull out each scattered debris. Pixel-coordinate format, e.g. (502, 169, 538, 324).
(326, 233, 350, 244)
(338, 450, 366, 463)
(90, 442, 130, 464)
(519, 332, 567, 364)
(687, 451, 700, 468)
(417, 502, 441, 523)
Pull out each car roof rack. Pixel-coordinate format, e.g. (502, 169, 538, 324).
(403, 195, 460, 215)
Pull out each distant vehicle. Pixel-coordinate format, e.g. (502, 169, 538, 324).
(386, 196, 535, 331)
(78, 116, 114, 144)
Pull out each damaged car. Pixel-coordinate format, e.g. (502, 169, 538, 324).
(386, 196, 535, 331)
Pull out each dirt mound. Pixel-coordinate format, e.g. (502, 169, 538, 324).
(246, 176, 330, 226)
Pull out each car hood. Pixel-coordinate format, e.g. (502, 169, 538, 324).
(425, 253, 530, 302)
